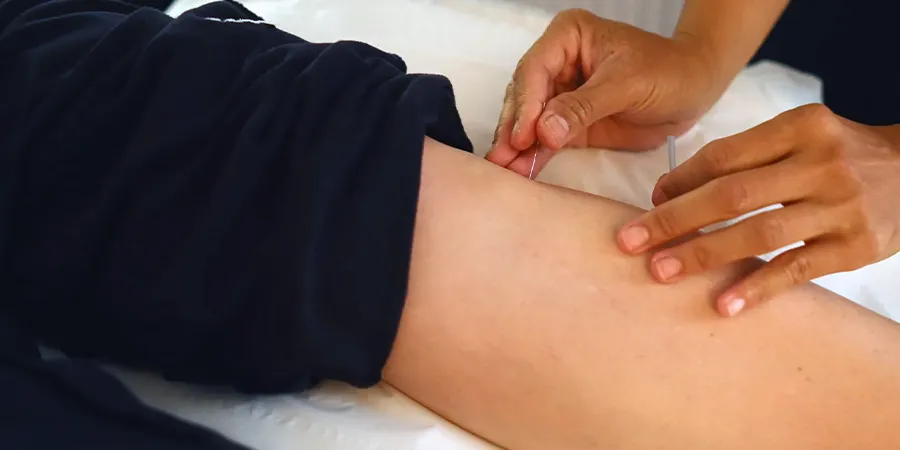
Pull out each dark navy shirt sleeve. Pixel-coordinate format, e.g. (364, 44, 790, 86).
(0, 0, 472, 393)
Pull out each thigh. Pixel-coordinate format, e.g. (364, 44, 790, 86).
(385, 139, 900, 450)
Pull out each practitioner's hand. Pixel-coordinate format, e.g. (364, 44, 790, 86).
(486, 8, 723, 177)
(616, 105, 900, 317)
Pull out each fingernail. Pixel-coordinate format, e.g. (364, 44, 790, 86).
(512, 120, 521, 137)
(619, 225, 649, 251)
(724, 296, 746, 317)
(652, 256, 683, 281)
(544, 114, 570, 146)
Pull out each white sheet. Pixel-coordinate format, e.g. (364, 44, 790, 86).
(116, 1, 900, 449)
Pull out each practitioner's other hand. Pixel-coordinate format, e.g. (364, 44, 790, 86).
(486, 8, 722, 177)
(617, 104, 900, 317)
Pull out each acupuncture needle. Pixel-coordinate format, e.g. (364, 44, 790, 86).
(528, 146, 539, 180)
(529, 101, 546, 181)
(667, 135, 676, 171)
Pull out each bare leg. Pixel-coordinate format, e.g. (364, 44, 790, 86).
(385, 138, 900, 450)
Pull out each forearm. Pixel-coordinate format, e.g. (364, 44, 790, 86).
(674, 0, 790, 92)
(385, 138, 900, 450)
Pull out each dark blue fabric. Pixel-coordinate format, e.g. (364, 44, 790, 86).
(752, 0, 900, 125)
(123, 0, 174, 10)
(0, 0, 471, 447)
(0, 317, 254, 450)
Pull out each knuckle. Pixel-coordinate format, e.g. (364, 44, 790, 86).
(512, 57, 528, 80)
(512, 85, 529, 110)
(688, 243, 715, 270)
(506, 75, 529, 111)
(826, 146, 852, 171)
(608, 39, 635, 61)
(713, 178, 752, 215)
(854, 232, 882, 262)
(796, 102, 830, 117)
(562, 95, 595, 124)
(827, 151, 863, 194)
(557, 8, 592, 18)
(701, 138, 738, 172)
(548, 9, 594, 43)
(492, 122, 508, 147)
(836, 197, 872, 235)
(849, 196, 872, 225)
(511, 63, 538, 101)
(794, 103, 830, 122)
(504, 80, 516, 100)
(498, 83, 516, 119)
(800, 104, 843, 137)
(784, 254, 814, 285)
(756, 216, 788, 250)
(550, 9, 595, 37)
(558, 8, 592, 20)
(651, 208, 681, 238)
(834, 212, 859, 235)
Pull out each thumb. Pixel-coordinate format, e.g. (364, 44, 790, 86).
(539, 79, 630, 149)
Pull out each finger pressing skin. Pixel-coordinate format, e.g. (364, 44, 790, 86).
(647, 202, 838, 283)
(619, 161, 816, 254)
(506, 146, 554, 178)
(716, 237, 860, 317)
(652, 112, 800, 205)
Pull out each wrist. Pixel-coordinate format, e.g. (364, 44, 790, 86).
(671, 31, 740, 95)
(881, 125, 900, 150)
(672, 0, 790, 99)
(669, 32, 736, 109)
(868, 124, 900, 151)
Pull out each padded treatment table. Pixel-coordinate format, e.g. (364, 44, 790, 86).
(109, 1, 900, 448)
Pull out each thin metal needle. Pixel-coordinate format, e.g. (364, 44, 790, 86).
(528, 147, 539, 180)
(667, 135, 676, 171)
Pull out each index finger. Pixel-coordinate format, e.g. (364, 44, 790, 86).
(486, 82, 521, 168)
(619, 161, 817, 254)
(506, 21, 580, 151)
(507, 59, 550, 152)
(652, 111, 799, 206)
